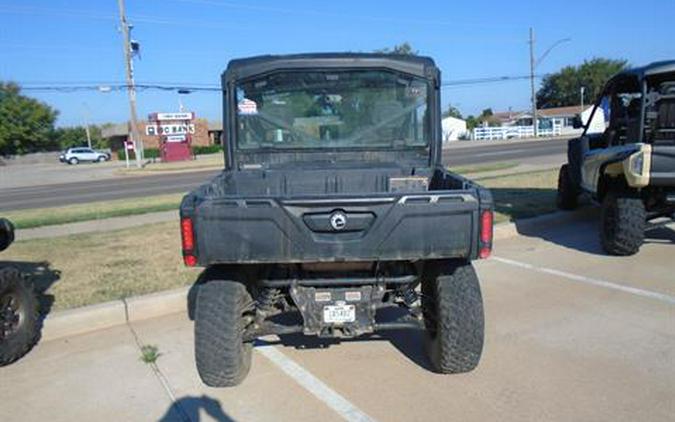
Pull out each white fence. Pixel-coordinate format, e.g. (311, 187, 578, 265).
(472, 123, 562, 141)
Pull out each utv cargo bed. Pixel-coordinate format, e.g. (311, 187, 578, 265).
(182, 176, 488, 264)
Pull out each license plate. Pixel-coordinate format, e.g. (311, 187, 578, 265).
(323, 304, 355, 323)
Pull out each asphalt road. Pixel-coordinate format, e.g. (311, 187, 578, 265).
(0, 138, 568, 211)
(2, 213, 673, 421)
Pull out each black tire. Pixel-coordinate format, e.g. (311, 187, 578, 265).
(0, 267, 40, 366)
(422, 261, 484, 374)
(97, 156, 106, 162)
(68, 157, 79, 165)
(600, 192, 646, 256)
(556, 164, 578, 210)
(0, 218, 14, 252)
(194, 279, 253, 387)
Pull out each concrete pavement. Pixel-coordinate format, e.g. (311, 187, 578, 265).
(1, 213, 673, 422)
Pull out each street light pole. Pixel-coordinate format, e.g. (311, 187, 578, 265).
(528, 30, 571, 139)
(82, 103, 92, 149)
(529, 27, 538, 138)
(580, 86, 585, 110)
(116, 0, 143, 168)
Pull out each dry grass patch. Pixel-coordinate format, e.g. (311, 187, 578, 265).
(2, 221, 200, 310)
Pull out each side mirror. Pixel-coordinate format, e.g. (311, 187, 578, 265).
(572, 115, 585, 129)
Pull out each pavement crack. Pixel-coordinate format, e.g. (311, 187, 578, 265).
(124, 318, 192, 422)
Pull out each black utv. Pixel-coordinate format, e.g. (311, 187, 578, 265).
(557, 61, 675, 255)
(0, 218, 40, 366)
(180, 53, 494, 386)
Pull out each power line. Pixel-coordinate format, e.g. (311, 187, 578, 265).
(16, 73, 550, 93)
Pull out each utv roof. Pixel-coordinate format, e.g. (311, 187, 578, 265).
(223, 53, 438, 82)
(616, 60, 675, 80)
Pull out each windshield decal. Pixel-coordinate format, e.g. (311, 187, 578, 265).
(238, 98, 258, 115)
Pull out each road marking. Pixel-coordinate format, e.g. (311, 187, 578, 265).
(492, 256, 675, 305)
(256, 343, 376, 422)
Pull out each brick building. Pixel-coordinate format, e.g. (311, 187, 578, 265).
(101, 117, 223, 157)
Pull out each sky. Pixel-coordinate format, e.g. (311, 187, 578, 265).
(1, 0, 674, 127)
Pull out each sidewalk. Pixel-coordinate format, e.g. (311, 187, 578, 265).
(0, 312, 343, 422)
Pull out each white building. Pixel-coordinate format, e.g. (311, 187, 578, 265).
(441, 116, 468, 142)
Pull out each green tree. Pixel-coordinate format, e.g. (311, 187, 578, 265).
(465, 115, 478, 130)
(0, 82, 59, 155)
(375, 42, 418, 56)
(536, 58, 627, 108)
(442, 104, 463, 119)
(53, 125, 107, 150)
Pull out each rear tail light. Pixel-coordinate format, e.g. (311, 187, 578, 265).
(180, 217, 197, 266)
(479, 209, 493, 259)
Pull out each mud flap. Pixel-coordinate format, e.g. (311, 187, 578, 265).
(568, 137, 589, 187)
(289, 285, 385, 338)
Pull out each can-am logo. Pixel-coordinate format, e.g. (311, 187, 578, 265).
(330, 211, 347, 231)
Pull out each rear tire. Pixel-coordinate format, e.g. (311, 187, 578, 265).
(194, 278, 253, 387)
(422, 261, 484, 374)
(556, 164, 578, 210)
(0, 267, 40, 366)
(600, 192, 645, 256)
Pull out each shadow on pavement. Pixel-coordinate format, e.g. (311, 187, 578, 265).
(158, 395, 234, 422)
(260, 306, 434, 372)
(510, 206, 675, 255)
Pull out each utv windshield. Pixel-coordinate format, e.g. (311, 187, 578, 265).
(234, 70, 430, 150)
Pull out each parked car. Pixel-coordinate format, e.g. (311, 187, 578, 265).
(557, 60, 675, 255)
(181, 53, 494, 387)
(59, 147, 110, 165)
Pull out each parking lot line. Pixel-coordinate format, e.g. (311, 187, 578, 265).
(492, 256, 675, 305)
(256, 342, 376, 422)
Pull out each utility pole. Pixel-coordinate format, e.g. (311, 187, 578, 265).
(117, 0, 143, 168)
(529, 27, 538, 138)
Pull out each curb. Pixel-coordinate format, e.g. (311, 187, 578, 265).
(39, 208, 596, 342)
(41, 287, 189, 342)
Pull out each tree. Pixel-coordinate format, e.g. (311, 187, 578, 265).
(465, 115, 479, 130)
(442, 104, 463, 119)
(375, 42, 418, 56)
(53, 125, 107, 150)
(536, 58, 627, 108)
(0, 82, 59, 155)
(466, 108, 499, 129)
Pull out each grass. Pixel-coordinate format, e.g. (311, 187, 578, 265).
(449, 161, 519, 175)
(477, 168, 559, 224)
(4, 193, 184, 229)
(140, 345, 161, 364)
(2, 221, 200, 310)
